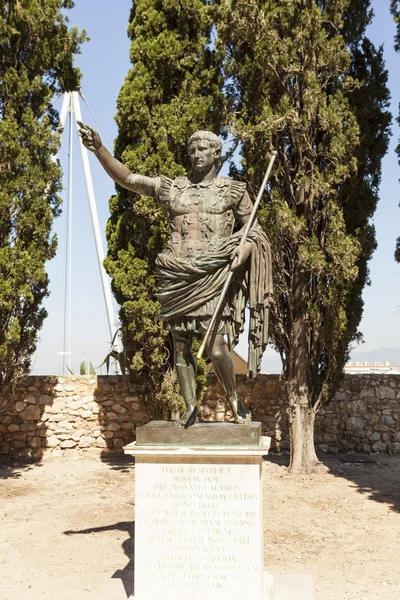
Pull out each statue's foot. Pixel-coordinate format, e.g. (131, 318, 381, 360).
(234, 412, 252, 425)
(179, 406, 198, 428)
(228, 393, 252, 424)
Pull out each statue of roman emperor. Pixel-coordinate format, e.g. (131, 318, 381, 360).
(78, 123, 272, 427)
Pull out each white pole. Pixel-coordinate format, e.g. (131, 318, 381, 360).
(62, 93, 74, 374)
(58, 94, 70, 134)
(72, 92, 121, 355)
(52, 93, 70, 374)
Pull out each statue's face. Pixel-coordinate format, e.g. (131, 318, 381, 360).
(188, 140, 219, 173)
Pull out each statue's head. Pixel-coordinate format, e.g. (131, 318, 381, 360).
(187, 130, 222, 173)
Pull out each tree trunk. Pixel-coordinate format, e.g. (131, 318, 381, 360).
(288, 403, 319, 474)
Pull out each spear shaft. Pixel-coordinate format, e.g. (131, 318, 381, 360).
(196, 150, 278, 360)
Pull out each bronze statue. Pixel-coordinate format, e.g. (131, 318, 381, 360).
(78, 123, 273, 426)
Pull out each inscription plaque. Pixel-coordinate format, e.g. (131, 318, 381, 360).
(134, 459, 264, 600)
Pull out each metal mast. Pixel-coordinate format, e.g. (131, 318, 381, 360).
(57, 92, 121, 374)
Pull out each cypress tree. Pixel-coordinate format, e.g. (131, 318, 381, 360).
(0, 1, 86, 403)
(391, 0, 400, 262)
(105, 0, 225, 414)
(219, 0, 391, 471)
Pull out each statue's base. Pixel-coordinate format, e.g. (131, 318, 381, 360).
(106, 422, 315, 600)
(95, 570, 315, 600)
(125, 438, 269, 600)
(136, 420, 262, 446)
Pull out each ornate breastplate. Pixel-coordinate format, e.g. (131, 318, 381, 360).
(169, 177, 233, 215)
(158, 176, 246, 258)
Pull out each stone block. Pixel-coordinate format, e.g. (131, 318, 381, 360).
(112, 404, 127, 414)
(346, 416, 364, 431)
(64, 385, 75, 392)
(104, 422, 120, 431)
(29, 437, 42, 449)
(381, 415, 395, 426)
(78, 436, 95, 448)
(372, 441, 387, 453)
(273, 574, 315, 599)
(8, 424, 19, 432)
(60, 439, 77, 449)
(25, 395, 37, 404)
(21, 405, 41, 421)
(136, 421, 262, 447)
(376, 387, 395, 400)
(19, 422, 36, 432)
(96, 437, 107, 448)
(48, 414, 64, 422)
(45, 436, 60, 448)
(113, 438, 125, 449)
(13, 441, 26, 449)
(0, 443, 10, 455)
(15, 401, 25, 412)
(79, 410, 92, 419)
(130, 446, 266, 600)
(347, 400, 366, 415)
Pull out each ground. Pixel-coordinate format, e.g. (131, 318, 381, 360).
(0, 453, 399, 600)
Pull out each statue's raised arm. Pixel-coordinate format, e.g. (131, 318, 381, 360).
(77, 121, 159, 199)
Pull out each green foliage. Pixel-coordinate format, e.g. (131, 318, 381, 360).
(219, 0, 390, 409)
(106, 0, 225, 413)
(0, 1, 87, 400)
(391, 0, 400, 262)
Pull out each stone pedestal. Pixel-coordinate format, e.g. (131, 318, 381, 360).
(124, 421, 271, 600)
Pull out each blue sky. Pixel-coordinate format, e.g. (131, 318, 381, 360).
(31, 0, 400, 375)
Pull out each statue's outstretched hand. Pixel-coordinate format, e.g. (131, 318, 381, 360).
(77, 121, 102, 152)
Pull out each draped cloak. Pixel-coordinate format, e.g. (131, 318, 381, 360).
(154, 176, 273, 377)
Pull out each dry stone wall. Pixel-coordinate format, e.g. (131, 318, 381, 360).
(0, 376, 151, 460)
(0, 374, 399, 459)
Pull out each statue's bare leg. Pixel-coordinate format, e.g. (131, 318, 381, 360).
(205, 333, 251, 424)
(172, 330, 198, 426)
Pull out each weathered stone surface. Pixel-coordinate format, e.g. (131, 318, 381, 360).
(1, 374, 400, 457)
(95, 437, 107, 448)
(25, 395, 37, 405)
(29, 437, 42, 449)
(0, 443, 10, 455)
(376, 387, 395, 400)
(136, 421, 262, 446)
(346, 416, 364, 431)
(78, 436, 95, 448)
(79, 410, 92, 419)
(60, 439, 77, 449)
(21, 405, 41, 421)
(111, 404, 126, 414)
(45, 434, 59, 447)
